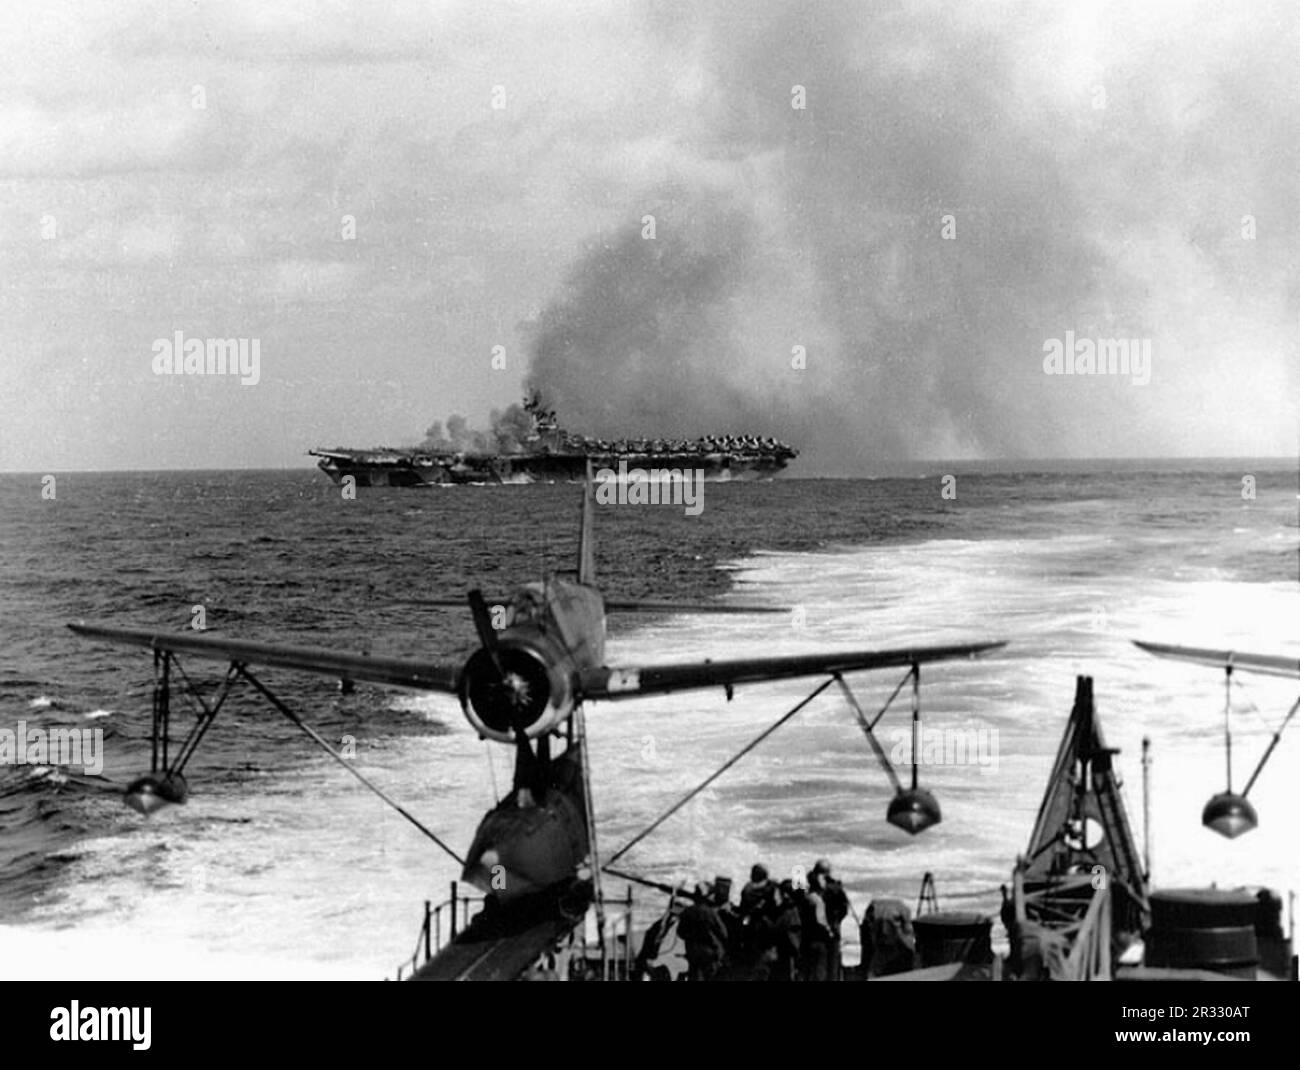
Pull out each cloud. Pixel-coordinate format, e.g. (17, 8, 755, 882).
(264, 259, 366, 304)
(0, 95, 217, 178)
(100, 0, 460, 64)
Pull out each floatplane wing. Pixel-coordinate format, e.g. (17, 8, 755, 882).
(578, 640, 1007, 700)
(67, 622, 461, 693)
(1133, 640, 1300, 679)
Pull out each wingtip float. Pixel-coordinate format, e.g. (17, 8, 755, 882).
(1134, 638, 1300, 840)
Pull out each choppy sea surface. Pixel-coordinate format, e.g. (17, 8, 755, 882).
(1, 461, 1296, 979)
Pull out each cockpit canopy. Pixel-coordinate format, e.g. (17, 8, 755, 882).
(503, 583, 547, 627)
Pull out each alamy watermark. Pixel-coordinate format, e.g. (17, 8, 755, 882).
(1, 721, 103, 775)
(889, 720, 999, 775)
(50, 1002, 150, 1050)
(151, 330, 261, 385)
(594, 461, 704, 516)
(1042, 332, 1150, 385)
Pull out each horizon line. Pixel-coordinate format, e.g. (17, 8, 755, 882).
(3, 454, 1297, 477)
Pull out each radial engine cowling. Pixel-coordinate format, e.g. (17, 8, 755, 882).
(458, 639, 574, 743)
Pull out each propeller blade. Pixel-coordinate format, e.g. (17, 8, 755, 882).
(467, 589, 502, 662)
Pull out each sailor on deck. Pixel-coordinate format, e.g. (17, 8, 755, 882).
(770, 879, 803, 981)
(678, 881, 730, 981)
(807, 859, 850, 981)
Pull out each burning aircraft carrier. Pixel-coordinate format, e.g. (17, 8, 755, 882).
(310, 394, 797, 487)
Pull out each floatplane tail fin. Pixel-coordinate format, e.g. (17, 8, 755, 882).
(577, 459, 596, 586)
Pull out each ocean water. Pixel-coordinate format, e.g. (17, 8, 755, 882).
(0, 462, 1296, 979)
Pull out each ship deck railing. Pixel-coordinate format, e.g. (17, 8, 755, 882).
(389, 882, 643, 981)
(390, 881, 483, 981)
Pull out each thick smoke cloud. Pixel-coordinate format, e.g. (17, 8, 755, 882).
(421, 402, 534, 453)
(523, 1, 1300, 471)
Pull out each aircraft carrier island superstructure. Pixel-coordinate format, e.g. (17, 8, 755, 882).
(310, 396, 798, 487)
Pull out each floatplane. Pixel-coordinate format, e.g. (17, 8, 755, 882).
(69, 470, 1005, 980)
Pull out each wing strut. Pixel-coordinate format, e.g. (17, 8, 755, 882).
(124, 651, 240, 813)
(125, 649, 464, 866)
(1243, 692, 1300, 797)
(605, 676, 838, 867)
(605, 663, 956, 876)
(837, 670, 912, 795)
(238, 665, 464, 866)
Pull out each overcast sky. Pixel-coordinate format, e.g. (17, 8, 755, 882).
(1, 0, 1296, 473)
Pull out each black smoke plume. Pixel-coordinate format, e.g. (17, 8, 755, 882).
(520, 0, 1299, 471)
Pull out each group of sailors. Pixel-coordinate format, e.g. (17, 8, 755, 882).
(640, 860, 851, 981)
(559, 434, 795, 457)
